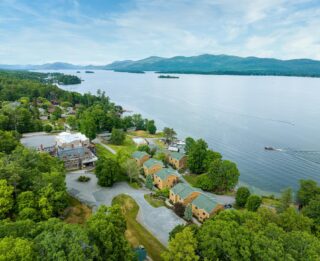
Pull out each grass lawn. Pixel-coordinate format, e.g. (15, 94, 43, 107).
(128, 130, 164, 138)
(262, 196, 280, 208)
(108, 135, 137, 154)
(112, 194, 167, 261)
(95, 143, 115, 158)
(64, 196, 92, 224)
(184, 173, 202, 187)
(144, 194, 166, 208)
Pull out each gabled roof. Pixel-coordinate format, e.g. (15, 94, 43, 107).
(170, 152, 186, 161)
(132, 151, 149, 160)
(192, 194, 217, 214)
(171, 183, 197, 200)
(143, 158, 164, 169)
(155, 168, 177, 181)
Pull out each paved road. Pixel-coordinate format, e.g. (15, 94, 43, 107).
(66, 170, 185, 246)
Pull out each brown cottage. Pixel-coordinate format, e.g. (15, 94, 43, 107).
(132, 151, 150, 166)
(169, 183, 201, 205)
(168, 152, 187, 169)
(143, 158, 164, 176)
(154, 168, 179, 189)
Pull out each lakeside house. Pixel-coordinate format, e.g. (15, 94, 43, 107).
(190, 194, 222, 222)
(169, 183, 201, 205)
(154, 168, 179, 189)
(168, 152, 187, 169)
(132, 151, 151, 166)
(143, 158, 164, 176)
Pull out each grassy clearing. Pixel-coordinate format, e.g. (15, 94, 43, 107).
(128, 181, 141, 189)
(144, 194, 166, 208)
(184, 173, 201, 187)
(108, 135, 137, 154)
(64, 196, 92, 224)
(112, 194, 166, 261)
(95, 143, 115, 158)
(128, 130, 164, 138)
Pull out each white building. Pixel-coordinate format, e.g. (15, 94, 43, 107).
(56, 132, 90, 149)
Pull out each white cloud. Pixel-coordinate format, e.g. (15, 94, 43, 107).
(0, 0, 320, 63)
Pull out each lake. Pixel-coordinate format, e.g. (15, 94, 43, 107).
(52, 70, 320, 195)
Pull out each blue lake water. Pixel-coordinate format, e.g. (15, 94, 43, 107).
(52, 70, 320, 195)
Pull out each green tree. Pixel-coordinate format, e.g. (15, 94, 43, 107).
(0, 130, 20, 154)
(0, 179, 14, 218)
(17, 191, 36, 211)
(162, 227, 199, 261)
(203, 150, 222, 171)
(146, 120, 157, 134)
(278, 207, 313, 233)
(95, 157, 120, 187)
(246, 195, 262, 211)
(87, 205, 134, 260)
(302, 195, 320, 226)
(79, 113, 97, 140)
(66, 115, 77, 130)
(132, 114, 145, 130)
(0, 237, 34, 261)
(163, 127, 176, 144)
(110, 128, 125, 145)
(187, 139, 208, 174)
(43, 124, 53, 133)
(184, 204, 193, 221)
(124, 159, 140, 183)
(184, 137, 195, 155)
(297, 180, 320, 207)
(145, 174, 154, 190)
(34, 219, 98, 260)
(137, 144, 150, 154)
(208, 160, 240, 192)
(235, 187, 251, 207)
(277, 187, 293, 213)
(198, 219, 252, 260)
(169, 224, 187, 241)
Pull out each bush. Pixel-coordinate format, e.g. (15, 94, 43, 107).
(77, 176, 91, 182)
(173, 203, 185, 217)
(110, 128, 125, 145)
(235, 187, 251, 207)
(246, 195, 262, 211)
(155, 188, 169, 198)
(43, 124, 53, 133)
(196, 174, 214, 191)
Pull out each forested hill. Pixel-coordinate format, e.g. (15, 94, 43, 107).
(104, 54, 320, 77)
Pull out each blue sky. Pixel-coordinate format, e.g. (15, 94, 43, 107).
(1, 0, 320, 64)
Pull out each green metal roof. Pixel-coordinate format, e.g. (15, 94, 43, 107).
(192, 194, 217, 214)
(143, 158, 164, 169)
(171, 183, 196, 200)
(170, 152, 185, 161)
(132, 151, 149, 160)
(155, 168, 177, 181)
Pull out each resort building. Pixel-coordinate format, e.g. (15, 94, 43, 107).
(55, 132, 97, 170)
(154, 168, 179, 189)
(143, 158, 164, 176)
(169, 183, 201, 205)
(191, 194, 222, 222)
(56, 132, 90, 149)
(168, 152, 187, 169)
(132, 151, 150, 166)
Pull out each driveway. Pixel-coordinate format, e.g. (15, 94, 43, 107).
(66, 170, 185, 246)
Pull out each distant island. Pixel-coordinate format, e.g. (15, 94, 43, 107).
(114, 69, 145, 74)
(158, 74, 179, 79)
(2, 54, 320, 77)
(85, 71, 94, 74)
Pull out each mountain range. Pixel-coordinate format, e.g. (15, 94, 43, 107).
(2, 54, 320, 77)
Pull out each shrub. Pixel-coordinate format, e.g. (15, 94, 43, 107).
(235, 187, 251, 207)
(155, 188, 169, 198)
(173, 203, 185, 217)
(43, 124, 53, 133)
(77, 176, 91, 182)
(246, 195, 262, 211)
